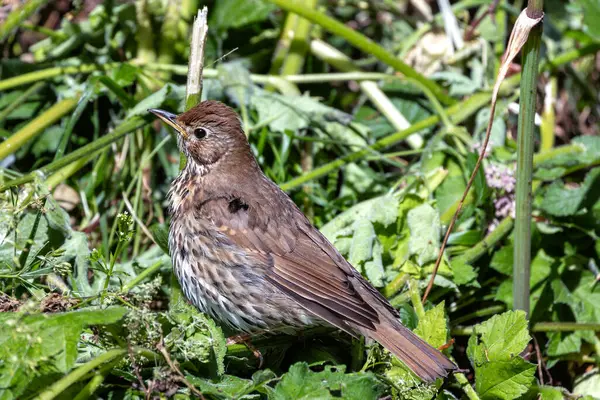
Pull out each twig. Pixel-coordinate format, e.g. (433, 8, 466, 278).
(185, 7, 209, 110)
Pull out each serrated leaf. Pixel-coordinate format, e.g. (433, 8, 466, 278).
(467, 311, 530, 366)
(407, 204, 441, 266)
(414, 302, 447, 348)
(475, 357, 536, 400)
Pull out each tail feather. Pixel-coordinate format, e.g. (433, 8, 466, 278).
(367, 319, 456, 382)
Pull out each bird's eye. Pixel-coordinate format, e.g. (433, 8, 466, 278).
(193, 127, 208, 139)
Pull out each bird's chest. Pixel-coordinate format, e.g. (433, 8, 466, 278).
(168, 214, 263, 331)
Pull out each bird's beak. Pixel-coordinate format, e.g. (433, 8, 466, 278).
(148, 109, 188, 139)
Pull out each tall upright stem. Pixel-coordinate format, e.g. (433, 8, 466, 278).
(513, 0, 543, 314)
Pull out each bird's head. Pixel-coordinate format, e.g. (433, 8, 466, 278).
(149, 100, 250, 170)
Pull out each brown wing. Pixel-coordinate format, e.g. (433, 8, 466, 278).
(199, 192, 382, 333)
(199, 185, 455, 382)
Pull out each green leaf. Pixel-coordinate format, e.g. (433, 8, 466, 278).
(210, 0, 275, 33)
(414, 302, 448, 349)
(475, 357, 536, 400)
(539, 167, 600, 217)
(451, 261, 479, 286)
(581, 0, 600, 39)
(490, 245, 513, 275)
(272, 363, 385, 400)
(407, 203, 440, 266)
(150, 223, 169, 254)
(0, 307, 127, 400)
(467, 310, 531, 365)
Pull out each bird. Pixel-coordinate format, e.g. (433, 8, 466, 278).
(149, 101, 456, 382)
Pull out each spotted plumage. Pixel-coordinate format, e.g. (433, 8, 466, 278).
(150, 101, 456, 382)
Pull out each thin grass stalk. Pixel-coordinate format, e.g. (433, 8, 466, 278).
(264, 0, 454, 105)
(0, 97, 79, 160)
(513, 1, 543, 315)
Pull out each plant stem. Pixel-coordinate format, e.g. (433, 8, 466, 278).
(409, 280, 426, 319)
(452, 322, 600, 336)
(264, 0, 454, 105)
(454, 372, 481, 400)
(540, 76, 556, 151)
(121, 260, 166, 292)
(451, 305, 505, 326)
(453, 217, 514, 265)
(383, 272, 409, 298)
(34, 348, 128, 400)
(513, 0, 543, 315)
(0, 63, 118, 92)
(0, 97, 79, 160)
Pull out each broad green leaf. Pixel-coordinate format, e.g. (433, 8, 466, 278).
(414, 302, 447, 348)
(475, 357, 536, 400)
(467, 310, 530, 365)
(490, 245, 513, 275)
(321, 195, 398, 242)
(451, 261, 479, 286)
(539, 167, 600, 217)
(407, 204, 440, 266)
(581, 0, 600, 39)
(546, 331, 584, 356)
(348, 219, 375, 268)
(210, 0, 275, 32)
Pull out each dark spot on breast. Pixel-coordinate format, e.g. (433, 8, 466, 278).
(228, 198, 249, 213)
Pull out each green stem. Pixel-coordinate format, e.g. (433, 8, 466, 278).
(452, 322, 600, 336)
(72, 373, 105, 400)
(409, 280, 426, 319)
(264, 0, 454, 105)
(383, 272, 409, 298)
(454, 373, 481, 400)
(34, 348, 128, 400)
(0, 97, 79, 160)
(0, 63, 118, 92)
(280, 0, 316, 76)
(453, 217, 514, 265)
(513, 0, 543, 315)
(0, 117, 147, 192)
(540, 76, 556, 151)
(121, 260, 165, 293)
(451, 305, 505, 326)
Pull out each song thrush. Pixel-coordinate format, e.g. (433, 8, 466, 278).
(149, 101, 456, 382)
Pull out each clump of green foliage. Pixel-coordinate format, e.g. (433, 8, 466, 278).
(0, 0, 599, 399)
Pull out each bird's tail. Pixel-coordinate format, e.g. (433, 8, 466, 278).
(367, 318, 456, 382)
